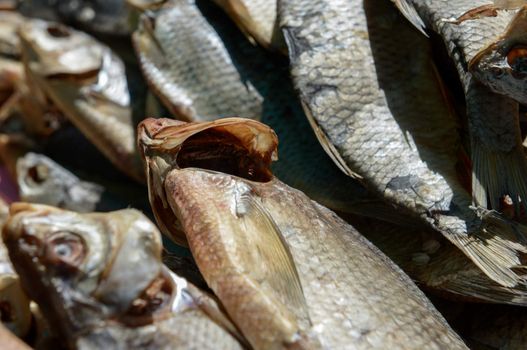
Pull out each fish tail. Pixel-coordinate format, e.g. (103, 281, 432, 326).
(471, 138, 527, 213)
(439, 209, 527, 288)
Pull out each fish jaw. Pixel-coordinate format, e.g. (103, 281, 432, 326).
(469, 7, 527, 104)
(2, 204, 168, 342)
(137, 117, 278, 246)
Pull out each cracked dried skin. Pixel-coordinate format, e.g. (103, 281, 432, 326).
(2, 203, 243, 350)
(18, 19, 144, 183)
(211, 0, 287, 52)
(280, 0, 527, 288)
(132, 0, 263, 122)
(162, 167, 466, 349)
(394, 0, 527, 211)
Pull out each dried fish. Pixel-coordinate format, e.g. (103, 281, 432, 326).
(3, 203, 245, 349)
(139, 117, 467, 349)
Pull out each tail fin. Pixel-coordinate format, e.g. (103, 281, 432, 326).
(438, 209, 527, 288)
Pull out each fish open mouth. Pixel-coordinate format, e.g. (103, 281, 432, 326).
(176, 128, 273, 182)
(140, 117, 278, 183)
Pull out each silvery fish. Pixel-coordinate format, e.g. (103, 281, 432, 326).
(3, 203, 245, 350)
(211, 0, 286, 52)
(17, 152, 104, 212)
(18, 19, 144, 182)
(17, 0, 130, 36)
(393, 1, 527, 211)
(280, 0, 527, 288)
(139, 117, 467, 349)
(131, 0, 263, 121)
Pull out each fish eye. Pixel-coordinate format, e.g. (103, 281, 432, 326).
(44, 231, 85, 269)
(46, 24, 70, 38)
(25, 164, 49, 184)
(507, 46, 527, 74)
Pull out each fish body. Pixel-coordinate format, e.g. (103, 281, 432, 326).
(17, 152, 104, 212)
(280, 0, 527, 287)
(3, 203, 244, 350)
(139, 117, 467, 350)
(211, 0, 286, 52)
(394, 0, 527, 210)
(131, 0, 263, 121)
(18, 19, 144, 182)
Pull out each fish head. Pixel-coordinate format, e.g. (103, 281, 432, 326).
(469, 7, 527, 104)
(137, 117, 278, 244)
(2, 203, 168, 339)
(18, 19, 103, 79)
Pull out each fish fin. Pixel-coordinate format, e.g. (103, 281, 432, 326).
(390, 0, 428, 36)
(234, 192, 311, 325)
(438, 210, 527, 288)
(300, 100, 363, 180)
(471, 139, 527, 212)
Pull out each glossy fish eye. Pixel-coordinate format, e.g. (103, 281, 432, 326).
(507, 46, 527, 73)
(44, 231, 85, 268)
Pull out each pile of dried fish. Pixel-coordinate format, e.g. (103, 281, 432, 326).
(1, 0, 527, 349)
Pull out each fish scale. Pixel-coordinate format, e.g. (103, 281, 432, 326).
(397, 0, 527, 211)
(133, 0, 263, 121)
(280, 0, 527, 288)
(165, 168, 467, 349)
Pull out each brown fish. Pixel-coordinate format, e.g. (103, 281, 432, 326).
(138, 117, 467, 349)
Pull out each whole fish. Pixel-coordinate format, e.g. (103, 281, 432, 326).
(18, 19, 144, 182)
(131, 0, 263, 121)
(280, 0, 527, 287)
(17, 0, 130, 36)
(351, 216, 527, 305)
(393, 1, 527, 211)
(139, 117, 467, 349)
(17, 152, 104, 212)
(3, 203, 245, 350)
(211, 0, 286, 52)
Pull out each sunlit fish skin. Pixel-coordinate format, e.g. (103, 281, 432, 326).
(131, 0, 263, 122)
(138, 117, 467, 350)
(352, 216, 527, 306)
(16, 152, 104, 212)
(3, 203, 244, 350)
(393, 0, 527, 213)
(280, 0, 527, 288)
(17, 0, 131, 36)
(211, 0, 286, 52)
(18, 20, 144, 182)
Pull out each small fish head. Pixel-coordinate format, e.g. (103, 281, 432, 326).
(2, 204, 166, 338)
(470, 42, 527, 104)
(138, 117, 278, 245)
(19, 19, 103, 78)
(469, 7, 527, 104)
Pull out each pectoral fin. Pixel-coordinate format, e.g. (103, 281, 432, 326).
(390, 0, 427, 36)
(235, 191, 310, 326)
